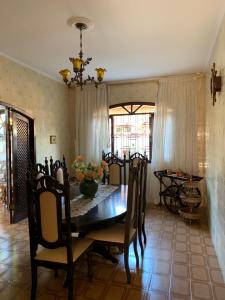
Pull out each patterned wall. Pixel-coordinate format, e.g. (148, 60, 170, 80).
(205, 12, 225, 279)
(0, 55, 74, 167)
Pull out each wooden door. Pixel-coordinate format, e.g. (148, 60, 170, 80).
(9, 111, 34, 223)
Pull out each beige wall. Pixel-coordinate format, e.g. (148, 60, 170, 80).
(107, 80, 158, 106)
(0, 55, 74, 166)
(205, 13, 225, 279)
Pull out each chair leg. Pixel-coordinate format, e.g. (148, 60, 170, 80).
(31, 264, 37, 300)
(142, 222, 147, 245)
(124, 246, 131, 284)
(138, 224, 144, 256)
(87, 254, 93, 281)
(67, 268, 74, 300)
(133, 236, 139, 268)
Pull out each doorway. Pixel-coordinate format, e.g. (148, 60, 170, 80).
(0, 103, 35, 224)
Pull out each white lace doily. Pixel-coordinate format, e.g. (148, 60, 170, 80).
(69, 185, 118, 218)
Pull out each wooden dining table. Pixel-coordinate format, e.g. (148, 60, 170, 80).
(69, 183, 128, 233)
(68, 183, 128, 262)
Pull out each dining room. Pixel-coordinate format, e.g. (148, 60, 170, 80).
(0, 0, 225, 299)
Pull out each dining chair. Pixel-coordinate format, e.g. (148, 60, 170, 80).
(138, 159, 148, 254)
(129, 151, 147, 167)
(49, 155, 67, 184)
(86, 164, 140, 283)
(129, 152, 148, 253)
(102, 151, 126, 185)
(26, 171, 93, 300)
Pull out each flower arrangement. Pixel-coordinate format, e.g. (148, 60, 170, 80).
(72, 155, 108, 182)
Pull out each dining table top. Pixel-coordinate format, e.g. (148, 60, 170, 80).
(69, 183, 128, 233)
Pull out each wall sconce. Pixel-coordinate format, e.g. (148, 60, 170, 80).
(210, 62, 221, 106)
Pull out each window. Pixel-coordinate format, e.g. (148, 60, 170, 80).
(109, 102, 155, 162)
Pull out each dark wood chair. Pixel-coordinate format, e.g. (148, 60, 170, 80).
(102, 151, 126, 185)
(26, 171, 93, 300)
(48, 155, 67, 184)
(138, 159, 148, 255)
(129, 151, 147, 166)
(86, 164, 140, 283)
(129, 152, 148, 253)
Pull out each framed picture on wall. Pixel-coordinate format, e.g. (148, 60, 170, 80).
(50, 135, 56, 144)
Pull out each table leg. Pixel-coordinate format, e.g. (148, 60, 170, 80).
(92, 243, 118, 263)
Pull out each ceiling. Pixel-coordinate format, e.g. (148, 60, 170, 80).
(0, 0, 225, 82)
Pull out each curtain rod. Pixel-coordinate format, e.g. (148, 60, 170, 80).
(106, 72, 205, 85)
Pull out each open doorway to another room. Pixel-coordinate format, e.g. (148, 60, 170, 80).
(0, 103, 35, 224)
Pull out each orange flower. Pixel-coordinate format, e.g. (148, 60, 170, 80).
(76, 155, 84, 162)
(75, 170, 85, 182)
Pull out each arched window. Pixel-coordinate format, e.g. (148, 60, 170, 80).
(109, 102, 155, 162)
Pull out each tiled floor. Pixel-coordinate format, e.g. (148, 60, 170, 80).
(0, 204, 225, 300)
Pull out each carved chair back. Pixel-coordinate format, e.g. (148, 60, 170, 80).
(26, 172, 73, 264)
(129, 151, 147, 167)
(124, 163, 140, 244)
(49, 155, 67, 184)
(102, 151, 126, 184)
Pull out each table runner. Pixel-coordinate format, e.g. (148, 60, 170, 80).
(69, 185, 118, 218)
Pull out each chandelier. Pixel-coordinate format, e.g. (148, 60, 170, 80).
(59, 19, 106, 89)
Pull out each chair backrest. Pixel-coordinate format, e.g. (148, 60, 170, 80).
(129, 151, 147, 167)
(124, 163, 140, 244)
(49, 155, 67, 185)
(139, 159, 148, 217)
(102, 151, 126, 184)
(26, 171, 73, 263)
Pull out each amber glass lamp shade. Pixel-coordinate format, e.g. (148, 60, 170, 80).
(70, 58, 83, 72)
(59, 69, 71, 82)
(96, 68, 106, 82)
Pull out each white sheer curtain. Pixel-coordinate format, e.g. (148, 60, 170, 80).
(149, 76, 204, 203)
(74, 84, 109, 162)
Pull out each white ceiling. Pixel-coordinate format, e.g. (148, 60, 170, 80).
(0, 0, 225, 82)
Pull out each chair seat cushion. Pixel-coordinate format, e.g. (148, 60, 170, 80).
(35, 238, 93, 264)
(86, 223, 136, 244)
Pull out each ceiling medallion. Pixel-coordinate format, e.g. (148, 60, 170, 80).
(59, 17, 106, 90)
(210, 62, 221, 106)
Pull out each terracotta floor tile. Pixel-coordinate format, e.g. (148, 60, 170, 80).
(84, 282, 105, 299)
(190, 244, 204, 254)
(149, 274, 170, 293)
(0, 204, 224, 300)
(207, 257, 221, 269)
(190, 266, 210, 282)
(146, 291, 168, 300)
(173, 251, 189, 264)
(153, 260, 171, 275)
(205, 246, 217, 256)
(213, 285, 225, 300)
(124, 288, 146, 300)
(132, 270, 151, 289)
(104, 284, 126, 300)
(171, 277, 190, 296)
(189, 235, 202, 244)
(172, 263, 189, 278)
(175, 242, 187, 252)
(191, 281, 213, 299)
(209, 269, 225, 285)
(175, 234, 187, 243)
(190, 254, 206, 267)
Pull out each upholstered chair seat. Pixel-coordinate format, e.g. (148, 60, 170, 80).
(86, 223, 136, 244)
(35, 238, 93, 264)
